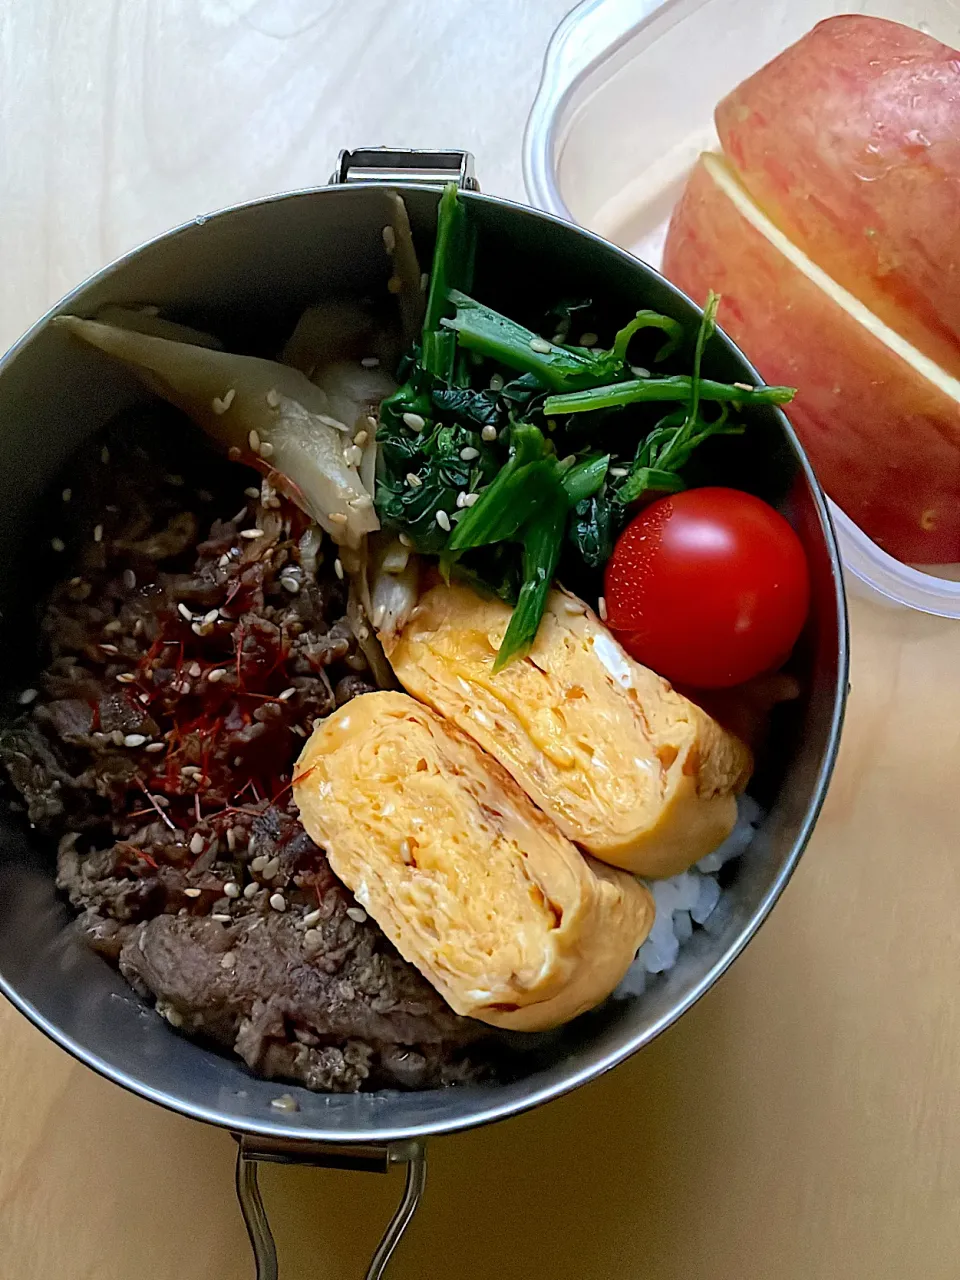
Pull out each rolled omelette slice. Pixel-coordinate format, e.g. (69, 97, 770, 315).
(293, 691, 653, 1032)
(385, 584, 753, 878)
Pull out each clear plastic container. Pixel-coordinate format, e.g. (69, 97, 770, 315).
(523, 0, 960, 616)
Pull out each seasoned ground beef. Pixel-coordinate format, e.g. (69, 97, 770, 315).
(1, 413, 489, 1092)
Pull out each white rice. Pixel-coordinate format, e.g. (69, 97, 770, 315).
(618, 794, 763, 996)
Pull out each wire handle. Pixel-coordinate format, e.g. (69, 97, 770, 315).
(235, 1136, 427, 1280)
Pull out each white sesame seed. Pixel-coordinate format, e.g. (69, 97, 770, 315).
(529, 337, 552, 354)
(189, 833, 205, 855)
(270, 1094, 299, 1112)
(456, 492, 467, 509)
(248, 430, 261, 454)
(302, 907, 322, 928)
(269, 892, 286, 912)
(733, 381, 754, 392)
(366, 415, 378, 430)
(598, 596, 608, 621)
(420, 272, 430, 292)
(278, 687, 296, 702)
(251, 854, 268, 873)
(459, 446, 480, 461)
(579, 331, 598, 347)
(265, 388, 280, 409)
(244, 487, 260, 500)
(327, 511, 348, 526)
(224, 882, 240, 899)
(218, 553, 230, 567)
(360, 355, 381, 369)
(61, 488, 72, 503)
(207, 668, 226, 683)
(191, 623, 204, 637)
(220, 951, 236, 969)
(228, 446, 241, 460)
(101, 445, 111, 464)
(99, 642, 119, 655)
(69, 576, 82, 587)
(116, 672, 137, 684)
(203, 609, 219, 625)
(121, 569, 136, 591)
(462, 492, 480, 507)
(243, 882, 259, 900)
(610, 467, 629, 478)
(552, 333, 566, 344)
(259, 440, 274, 458)
(343, 444, 363, 467)
(18, 688, 38, 706)
(386, 275, 402, 294)
(279, 577, 300, 594)
(563, 598, 586, 615)
(435, 510, 451, 532)
(398, 533, 412, 547)
(240, 528, 265, 540)
(353, 430, 368, 447)
(177, 603, 192, 621)
(165, 1006, 184, 1027)
(402, 412, 426, 432)
(334, 558, 344, 580)
(189, 662, 203, 678)
(405, 472, 422, 489)
(183, 887, 201, 898)
(211, 913, 232, 922)
(382, 224, 396, 253)
(111, 730, 125, 747)
(50, 536, 66, 553)
(261, 856, 281, 880)
(346, 906, 367, 923)
(212, 387, 236, 415)
(123, 733, 147, 748)
(630, 366, 650, 379)
(93, 524, 104, 543)
(399, 839, 413, 864)
(138, 692, 150, 704)
(145, 742, 165, 754)
(489, 374, 504, 392)
(481, 425, 497, 442)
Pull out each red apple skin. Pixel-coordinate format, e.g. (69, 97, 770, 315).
(716, 15, 960, 378)
(662, 155, 960, 565)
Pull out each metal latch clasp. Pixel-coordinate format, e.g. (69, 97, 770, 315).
(331, 147, 480, 190)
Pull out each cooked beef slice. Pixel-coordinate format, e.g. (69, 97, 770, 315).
(1, 414, 493, 1092)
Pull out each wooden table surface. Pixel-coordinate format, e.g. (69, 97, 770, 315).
(2, 4, 958, 1278)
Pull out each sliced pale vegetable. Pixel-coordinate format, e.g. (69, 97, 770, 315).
(370, 538, 420, 640)
(383, 190, 424, 348)
(54, 316, 379, 549)
(95, 306, 224, 350)
(281, 303, 376, 373)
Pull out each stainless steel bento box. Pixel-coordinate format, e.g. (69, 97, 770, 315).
(0, 151, 847, 1279)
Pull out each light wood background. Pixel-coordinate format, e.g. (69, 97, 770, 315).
(1, 4, 959, 1278)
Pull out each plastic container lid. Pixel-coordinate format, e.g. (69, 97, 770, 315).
(523, 0, 960, 617)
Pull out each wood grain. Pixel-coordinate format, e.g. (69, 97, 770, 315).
(2, 4, 959, 1278)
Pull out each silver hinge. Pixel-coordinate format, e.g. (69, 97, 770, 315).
(331, 147, 480, 190)
(235, 1134, 426, 1280)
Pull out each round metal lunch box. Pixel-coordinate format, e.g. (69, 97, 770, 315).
(0, 150, 848, 1278)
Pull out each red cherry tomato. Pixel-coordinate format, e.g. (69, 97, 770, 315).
(603, 487, 810, 689)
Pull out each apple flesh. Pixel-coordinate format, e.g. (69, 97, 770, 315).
(663, 153, 960, 565)
(716, 15, 960, 379)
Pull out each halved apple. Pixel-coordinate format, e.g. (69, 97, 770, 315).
(662, 152, 960, 564)
(716, 15, 960, 378)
